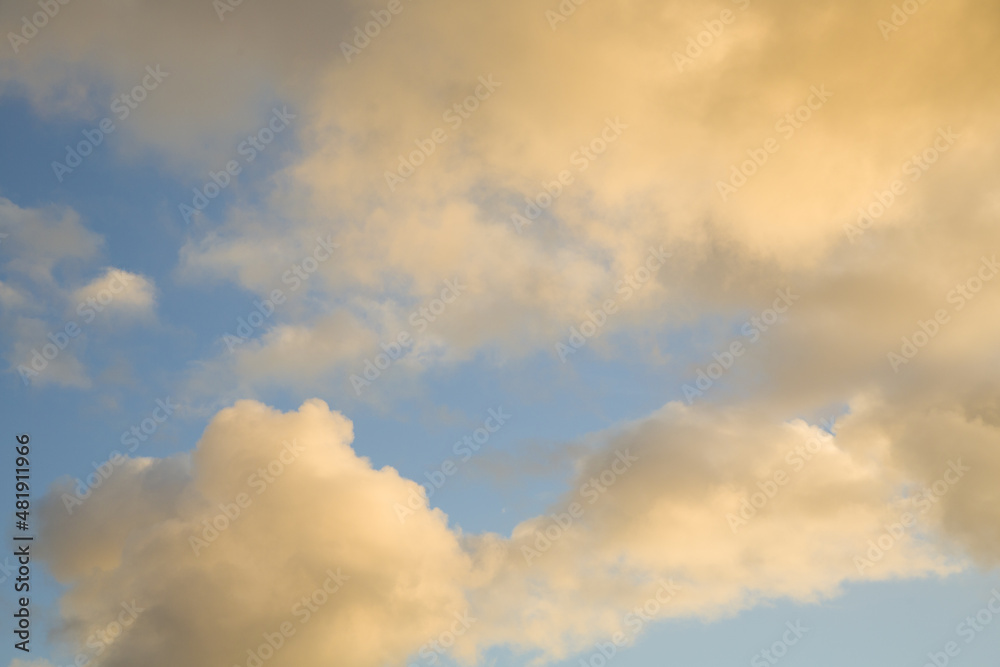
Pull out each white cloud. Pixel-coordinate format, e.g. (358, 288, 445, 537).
(71, 268, 157, 321)
(0, 280, 27, 309)
(8, 316, 90, 389)
(0, 197, 101, 286)
(0, 201, 157, 388)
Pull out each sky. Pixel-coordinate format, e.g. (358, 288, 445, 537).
(1, 0, 999, 666)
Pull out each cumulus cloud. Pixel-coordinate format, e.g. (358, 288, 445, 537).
(33, 398, 1000, 666)
(39, 399, 476, 667)
(459, 399, 975, 662)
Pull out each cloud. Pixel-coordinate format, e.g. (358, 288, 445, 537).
(35, 397, 1000, 666)
(0, 197, 101, 286)
(7, 0, 998, 399)
(71, 268, 157, 321)
(458, 399, 972, 662)
(8, 1, 1000, 661)
(165, 0, 999, 397)
(0, 280, 27, 309)
(7, 316, 90, 388)
(39, 399, 475, 667)
(0, 200, 158, 387)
